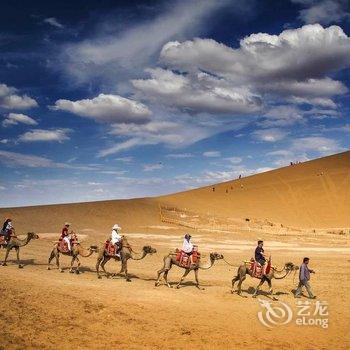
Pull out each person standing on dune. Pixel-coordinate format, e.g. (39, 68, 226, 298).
(294, 257, 316, 299)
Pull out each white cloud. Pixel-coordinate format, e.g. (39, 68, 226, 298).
(53, 93, 151, 123)
(158, 24, 350, 111)
(132, 68, 262, 114)
(0, 150, 67, 168)
(225, 156, 243, 164)
(2, 113, 38, 127)
(0, 83, 38, 110)
(166, 153, 194, 158)
(292, 0, 350, 25)
(18, 128, 71, 142)
(43, 17, 64, 28)
(292, 136, 345, 155)
(115, 156, 134, 163)
(252, 128, 289, 142)
(143, 163, 164, 172)
(59, 0, 233, 85)
(260, 105, 304, 127)
(99, 119, 214, 157)
(203, 151, 221, 157)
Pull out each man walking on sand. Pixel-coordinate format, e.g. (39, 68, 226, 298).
(295, 257, 316, 299)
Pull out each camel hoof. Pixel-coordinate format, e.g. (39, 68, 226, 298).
(98, 275, 102, 279)
(2, 263, 7, 266)
(126, 279, 131, 282)
(252, 295, 257, 298)
(69, 270, 74, 274)
(59, 269, 64, 273)
(47, 267, 51, 270)
(18, 265, 23, 269)
(75, 270, 80, 275)
(155, 282, 159, 287)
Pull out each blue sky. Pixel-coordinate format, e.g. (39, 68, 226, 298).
(0, 0, 350, 207)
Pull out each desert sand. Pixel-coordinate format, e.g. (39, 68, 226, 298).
(0, 151, 349, 349)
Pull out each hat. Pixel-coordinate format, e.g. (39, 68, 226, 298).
(65, 222, 71, 226)
(112, 224, 122, 230)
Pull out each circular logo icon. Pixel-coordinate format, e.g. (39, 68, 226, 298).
(257, 299, 293, 328)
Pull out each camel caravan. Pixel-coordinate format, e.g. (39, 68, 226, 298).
(1, 218, 314, 299)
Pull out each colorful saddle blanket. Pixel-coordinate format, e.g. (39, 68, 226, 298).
(175, 247, 201, 268)
(249, 259, 271, 279)
(104, 240, 121, 257)
(57, 238, 78, 253)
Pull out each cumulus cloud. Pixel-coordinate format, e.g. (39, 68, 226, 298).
(292, 0, 350, 25)
(2, 113, 38, 127)
(292, 136, 345, 154)
(53, 93, 151, 123)
(157, 24, 350, 111)
(0, 83, 38, 110)
(133, 68, 262, 114)
(18, 128, 72, 142)
(252, 128, 289, 142)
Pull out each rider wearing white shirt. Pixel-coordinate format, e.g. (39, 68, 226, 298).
(111, 224, 122, 256)
(182, 234, 194, 254)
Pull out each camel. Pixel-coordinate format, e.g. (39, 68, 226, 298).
(47, 241, 97, 274)
(155, 251, 224, 290)
(0, 232, 39, 268)
(231, 260, 298, 297)
(96, 236, 157, 281)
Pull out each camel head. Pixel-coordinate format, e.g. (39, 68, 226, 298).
(142, 246, 157, 255)
(210, 252, 224, 261)
(285, 262, 298, 271)
(28, 232, 39, 240)
(89, 245, 98, 252)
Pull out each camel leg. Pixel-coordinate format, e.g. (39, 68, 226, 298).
(267, 279, 273, 295)
(122, 260, 131, 282)
(194, 269, 204, 290)
(15, 247, 23, 268)
(2, 247, 11, 266)
(163, 270, 172, 288)
(155, 266, 167, 286)
(69, 256, 76, 273)
(100, 257, 111, 278)
(176, 269, 191, 289)
(237, 275, 246, 295)
(56, 253, 63, 273)
(253, 278, 265, 298)
(96, 256, 104, 279)
(74, 256, 81, 274)
(47, 250, 55, 270)
(231, 275, 240, 294)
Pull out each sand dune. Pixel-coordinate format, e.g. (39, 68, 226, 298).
(1, 151, 349, 234)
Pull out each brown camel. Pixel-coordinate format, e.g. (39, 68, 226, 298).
(231, 260, 298, 297)
(95, 236, 157, 281)
(1, 232, 39, 268)
(155, 251, 224, 290)
(47, 241, 97, 274)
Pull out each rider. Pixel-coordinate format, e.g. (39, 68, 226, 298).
(182, 233, 194, 264)
(1, 218, 14, 242)
(111, 224, 122, 257)
(61, 222, 72, 252)
(255, 240, 267, 273)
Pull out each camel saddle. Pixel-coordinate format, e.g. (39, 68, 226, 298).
(104, 240, 120, 257)
(249, 259, 271, 279)
(0, 235, 7, 246)
(58, 239, 70, 253)
(175, 246, 201, 268)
